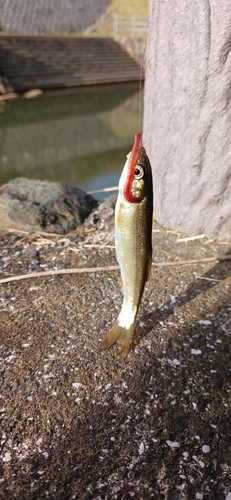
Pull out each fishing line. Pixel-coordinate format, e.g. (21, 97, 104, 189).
(138, 55, 143, 133)
(138, 45, 144, 132)
(137, 36, 146, 136)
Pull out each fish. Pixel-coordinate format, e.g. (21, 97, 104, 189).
(99, 132, 153, 357)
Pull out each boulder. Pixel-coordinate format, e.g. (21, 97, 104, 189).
(0, 177, 98, 233)
(144, 0, 231, 240)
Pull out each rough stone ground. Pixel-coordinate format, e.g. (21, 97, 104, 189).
(0, 195, 231, 500)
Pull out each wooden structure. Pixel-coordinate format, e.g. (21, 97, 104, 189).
(0, 35, 142, 92)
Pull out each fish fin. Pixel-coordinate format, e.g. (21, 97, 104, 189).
(146, 254, 152, 282)
(120, 275, 124, 293)
(99, 319, 135, 358)
(115, 201, 122, 230)
(153, 213, 158, 223)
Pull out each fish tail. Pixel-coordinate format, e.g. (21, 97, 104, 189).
(99, 319, 135, 358)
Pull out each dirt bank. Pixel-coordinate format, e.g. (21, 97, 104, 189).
(0, 196, 231, 499)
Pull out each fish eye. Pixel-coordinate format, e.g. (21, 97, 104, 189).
(134, 165, 144, 179)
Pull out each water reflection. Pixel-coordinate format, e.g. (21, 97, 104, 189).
(0, 83, 142, 200)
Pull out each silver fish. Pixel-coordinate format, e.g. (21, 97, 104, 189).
(100, 132, 153, 357)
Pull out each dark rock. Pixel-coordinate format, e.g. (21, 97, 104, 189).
(84, 193, 117, 233)
(0, 177, 98, 233)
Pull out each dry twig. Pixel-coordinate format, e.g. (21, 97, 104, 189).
(195, 276, 223, 282)
(177, 234, 206, 242)
(0, 255, 231, 285)
(153, 255, 231, 267)
(0, 266, 120, 284)
(87, 186, 118, 194)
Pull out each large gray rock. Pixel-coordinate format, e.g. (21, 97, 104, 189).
(144, 0, 231, 240)
(0, 177, 98, 233)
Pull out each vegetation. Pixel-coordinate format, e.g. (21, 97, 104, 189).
(105, 0, 148, 16)
(85, 0, 148, 37)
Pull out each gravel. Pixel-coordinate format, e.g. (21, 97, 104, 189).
(0, 196, 230, 499)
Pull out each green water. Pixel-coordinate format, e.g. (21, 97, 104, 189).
(0, 83, 142, 201)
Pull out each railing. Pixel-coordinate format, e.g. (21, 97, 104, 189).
(113, 15, 148, 38)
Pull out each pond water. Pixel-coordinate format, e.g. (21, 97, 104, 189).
(0, 82, 143, 201)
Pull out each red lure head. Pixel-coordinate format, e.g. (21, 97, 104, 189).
(123, 132, 143, 203)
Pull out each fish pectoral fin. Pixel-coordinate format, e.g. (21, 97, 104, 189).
(99, 319, 135, 358)
(120, 275, 124, 293)
(146, 254, 152, 282)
